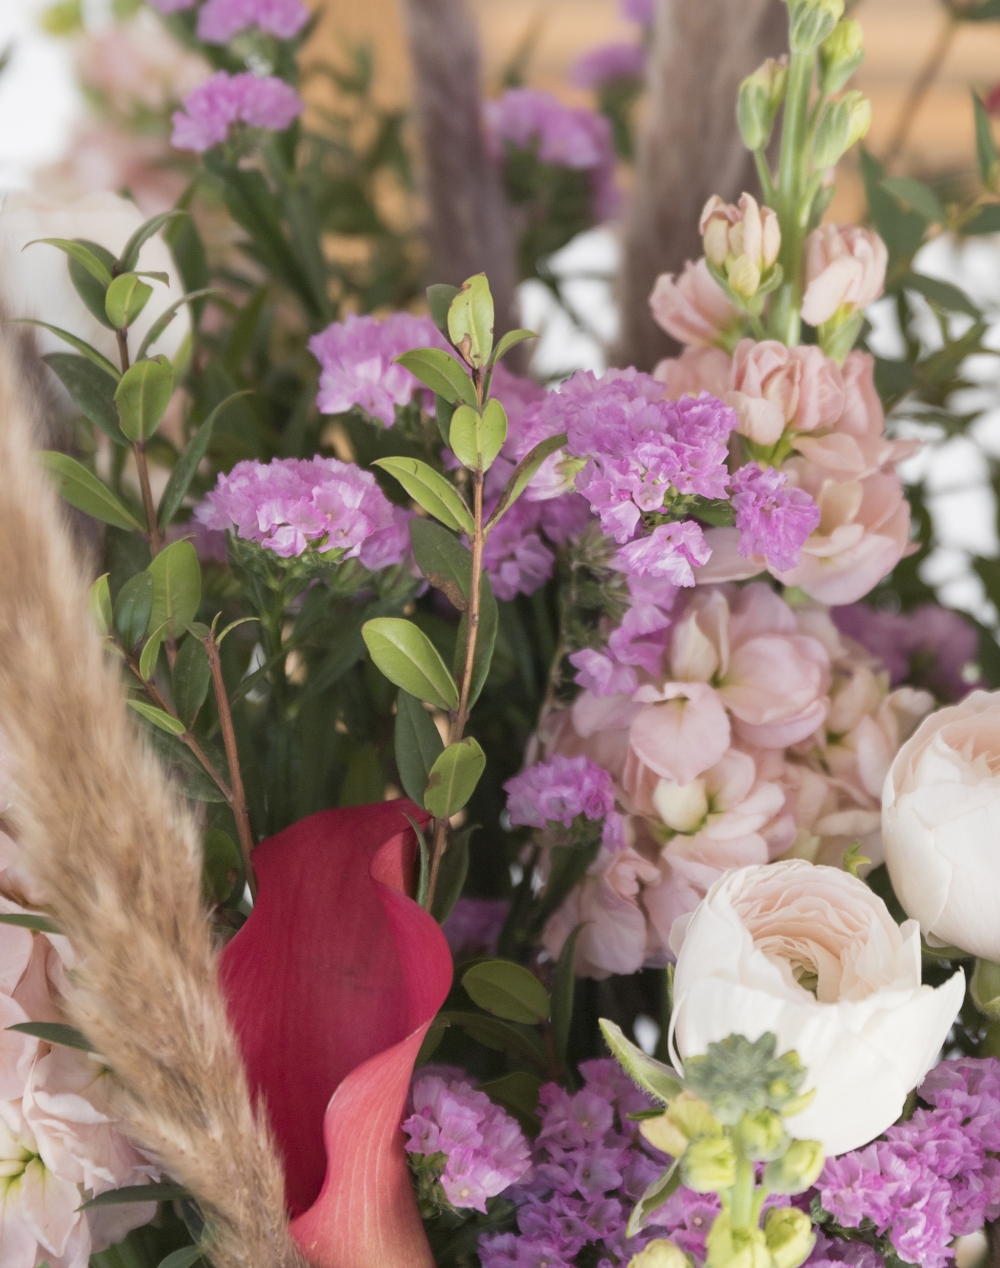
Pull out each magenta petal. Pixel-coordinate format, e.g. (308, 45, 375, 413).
(219, 803, 452, 1265)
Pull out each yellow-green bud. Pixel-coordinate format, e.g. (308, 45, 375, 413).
(737, 57, 789, 151)
(727, 255, 762, 299)
(641, 1091, 723, 1157)
(972, 959, 1000, 1021)
(764, 1138, 825, 1195)
(706, 1213, 772, 1268)
(789, 0, 844, 54)
(765, 1207, 816, 1268)
(738, 1109, 788, 1162)
(819, 18, 865, 95)
(812, 91, 871, 168)
(681, 1135, 737, 1193)
(628, 1238, 691, 1268)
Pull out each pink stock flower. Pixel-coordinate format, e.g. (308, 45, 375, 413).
(196, 0, 310, 43)
(801, 224, 888, 327)
(170, 71, 303, 152)
(654, 346, 732, 399)
(727, 339, 845, 446)
(649, 259, 741, 348)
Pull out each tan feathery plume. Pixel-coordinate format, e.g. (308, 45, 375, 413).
(0, 333, 306, 1268)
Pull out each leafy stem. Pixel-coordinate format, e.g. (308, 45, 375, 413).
(203, 631, 257, 902)
(115, 327, 162, 558)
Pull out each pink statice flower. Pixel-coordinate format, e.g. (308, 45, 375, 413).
(728, 462, 820, 571)
(403, 1075, 530, 1215)
(505, 754, 624, 849)
(195, 456, 404, 563)
(571, 42, 645, 90)
(196, 0, 309, 43)
(309, 312, 449, 427)
(832, 602, 980, 702)
(481, 501, 555, 602)
(614, 520, 711, 583)
(484, 88, 620, 221)
(441, 898, 510, 960)
(171, 70, 303, 152)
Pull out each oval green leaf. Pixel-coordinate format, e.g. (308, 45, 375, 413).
(448, 404, 481, 471)
(408, 518, 472, 609)
(87, 573, 112, 634)
(462, 959, 550, 1025)
(128, 699, 186, 736)
(447, 273, 494, 369)
(42, 352, 127, 445)
(479, 398, 508, 471)
(105, 272, 153, 329)
(394, 348, 477, 407)
(362, 617, 459, 711)
(423, 736, 485, 819)
(24, 237, 112, 285)
(42, 452, 145, 532)
(173, 633, 211, 727)
(117, 209, 187, 274)
(114, 571, 154, 649)
(13, 320, 120, 378)
(148, 539, 202, 638)
(68, 239, 116, 331)
(489, 327, 537, 367)
(139, 621, 168, 681)
(485, 432, 568, 531)
(373, 457, 475, 535)
(115, 355, 174, 442)
(394, 690, 445, 808)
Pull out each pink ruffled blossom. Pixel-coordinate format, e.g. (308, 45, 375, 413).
(802, 224, 888, 327)
(649, 258, 741, 349)
(728, 461, 820, 571)
(171, 71, 303, 152)
(614, 521, 711, 583)
(196, 0, 310, 43)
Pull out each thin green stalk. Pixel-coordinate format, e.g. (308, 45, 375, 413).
(754, 150, 776, 206)
(769, 50, 815, 346)
(728, 1144, 757, 1230)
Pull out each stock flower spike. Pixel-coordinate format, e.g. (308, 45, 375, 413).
(219, 803, 453, 1265)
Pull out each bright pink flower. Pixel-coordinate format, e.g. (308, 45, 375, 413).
(801, 224, 888, 327)
(649, 259, 741, 348)
(727, 339, 845, 445)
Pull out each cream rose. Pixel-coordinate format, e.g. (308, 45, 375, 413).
(883, 690, 1000, 959)
(0, 191, 189, 365)
(669, 860, 964, 1156)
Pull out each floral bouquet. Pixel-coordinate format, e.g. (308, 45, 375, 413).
(0, 1, 999, 1267)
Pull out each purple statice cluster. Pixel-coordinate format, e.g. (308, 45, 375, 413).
(402, 1074, 531, 1215)
(195, 455, 409, 568)
(441, 897, 511, 960)
(504, 755, 625, 850)
(570, 574, 679, 697)
(570, 42, 646, 91)
(484, 88, 620, 222)
(150, 0, 308, 40)
(729, 463, 821, 572)
(815, 1058, 1000, 1268)
(308, 312, 450, 428)
(479, 1058, 706, 1268)
(171, 71, 303, 153)
(832, 603, 980, 703)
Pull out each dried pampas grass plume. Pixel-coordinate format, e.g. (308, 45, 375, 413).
(0, 333, 306, 1268)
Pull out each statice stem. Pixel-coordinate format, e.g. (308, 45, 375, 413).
(204, 633, 257, 902)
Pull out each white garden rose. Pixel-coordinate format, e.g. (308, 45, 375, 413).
(883, 689, 1000, 959)
(668, 860, 964, 1156)
(0, 190, 189, 365)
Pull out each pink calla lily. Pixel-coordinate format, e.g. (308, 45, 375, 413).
(219, 802, 452, 1268)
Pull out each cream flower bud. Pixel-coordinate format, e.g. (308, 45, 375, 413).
(763, 1138, 825, 1194)
(727, 256, 762, 299)
(706, 1214, 771, 1268)
(737, 1108, 788, 1161)
(813, 91, 871, 168)
(765, 1207, 816, 1268)
(653, 779, 709, 834)
(629, 1240, 690, 1268)
(680, 1134, 737, 1193)
(971, 959, 1000, 1021)
(699, 194, 781, 299)
(790, 0, 844, 55)
(819, 19, 865, 94)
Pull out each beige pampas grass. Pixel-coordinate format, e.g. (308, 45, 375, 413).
(0, 333, 305, 1268)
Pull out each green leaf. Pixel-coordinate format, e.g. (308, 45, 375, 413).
(449, 399, 508, 473)
(424, 737, 486, 818)
(489, 327, 537, 368)
(128, 699, 186, 735)
(974, 92, 999, 188)
(431, 822, 473, 924)
(8, 1021, 91, 1051)
(409, 519, 472, 610)
(42, 452, 144, 532)
(552, 923, 585, 1065)
(157, 1249, 206, 1268)
(394, 690, 444, 808)
(158, 391, 251, 527)
(447, 273, 494, 368)
(485, 433, 568, 531)
(373, 457, 475, 535)
(115, 356, 174, 442)
(105, 272, 153, 329)
(24, 237, 111, 285)
(427, 283, 460, 337)
(67, 239, 116, 331)
(202, 829, 242, 905)
(138, 288, 220, 361)
(880, 176, 945, 224)
(139, 621, 167, 680)
(80, 1182, 191, 1210)
(462, 959, 550, 1024)
(599, 1019, 684, 1104)
(439, 1009, 548, 1069)
(626, 1159, 681, 1237)
(362, 617, 459, 710)
(478, 398, 508, 470)
(394, 348, 477, 407)
(0, 912, 60, 934)
(87, 573, 112, 634)
(435, 394, 455, 447)
(453, 571, 498, 709)
(860, 150, 926, 263)
(42, 352, 127, 445)
(114, 571, 154, 648)
(899, 272, 980, 317)
(963, 203, 1000, 235)
(173, 634, 211, 727)
(13, 320, 119, 378)
(117, 209, 187, 274)
(148, 540, 201, 639)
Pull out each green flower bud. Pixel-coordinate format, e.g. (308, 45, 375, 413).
(738, 1108, 788, 1161)
(706, 1212, 772, 1268)
(972, 958, 1000, 1021)
(765, 1207, 816, 1268)
(819, 19, 865, 95)
(789, 0, 844, 55)
(641, 1091, 724, 1157)
(628, 1238, 691, 1268)
(764, 1138, 825, 1195)
(681, 1135, 737, 1193)
(812, 91, 871, 168)
(737, 57, 789, 151)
